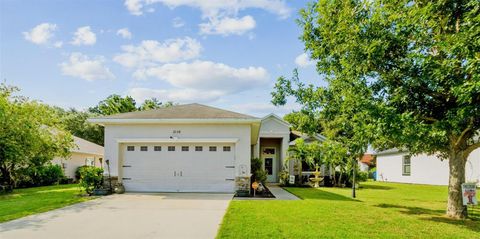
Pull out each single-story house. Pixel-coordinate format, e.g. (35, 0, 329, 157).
(88, 103, 304, 193)
(376, 148, 480, 185)
(52, 136, 104, 179)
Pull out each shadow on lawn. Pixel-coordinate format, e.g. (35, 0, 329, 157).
(376, 203, 480, 233)
(289, 188, 358, 202)
(360, 184, 393, 190)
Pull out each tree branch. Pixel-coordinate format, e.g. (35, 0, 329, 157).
(465, 141, 480, 158)
(454, 117, 474, 150)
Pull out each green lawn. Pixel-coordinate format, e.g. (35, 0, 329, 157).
(0, 184, 93, 223)
(217, 182, 479, 239)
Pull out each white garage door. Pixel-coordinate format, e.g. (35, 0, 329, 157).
(122, 143, 235, 192)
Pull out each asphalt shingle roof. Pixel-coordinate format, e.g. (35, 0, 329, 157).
(94, 103, 258, 120)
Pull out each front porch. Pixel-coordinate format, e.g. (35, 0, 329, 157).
(252, 137, 290, 183)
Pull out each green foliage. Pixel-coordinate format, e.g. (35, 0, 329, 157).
(16, 164, 65, 188)
(78, 166, 104, 195)
(75, 165, 89, 181)
(89, 94, 137, 116)
(356, 171, 368, 183)
(139, 98, 175, 111)
(273, 0, 479, 218)
(54, 108, 104, 146)
(0, 83, 74, 190)
(284, 110, 321, 134)
(251, 158, 267, 183)
(279, 170, 290, 186)
(89, 94, 176, 116)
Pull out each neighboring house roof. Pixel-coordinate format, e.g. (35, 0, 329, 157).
(375, 148, 405, 156)
(361, 154, 375, 165)
(90, 103, 258, 120)
(289, 130, 327, 145)
(72, 136, 104, 156)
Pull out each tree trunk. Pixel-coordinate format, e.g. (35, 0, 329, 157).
(446, 150, 467, 219)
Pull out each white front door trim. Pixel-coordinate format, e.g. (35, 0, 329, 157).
(261, 146, 277, 182)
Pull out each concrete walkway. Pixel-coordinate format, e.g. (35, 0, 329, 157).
(0, 193, 232, 239)
(268, 185, 300, 200)
(234, 185, 300, 200)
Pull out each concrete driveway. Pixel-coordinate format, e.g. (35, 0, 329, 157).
(0, 193, 232, 239)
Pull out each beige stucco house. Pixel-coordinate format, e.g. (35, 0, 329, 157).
(52, 136, 104, 179)
(88, 103, 302, 193)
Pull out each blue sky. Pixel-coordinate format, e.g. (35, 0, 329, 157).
(0, 0, 321, 117)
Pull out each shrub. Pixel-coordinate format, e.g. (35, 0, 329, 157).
(369, 167, 377, 179)
(75, 165, 89, 181)
(279, 170, 289, 186)
(79, 166, 104, 195)
(16, 164, 65, 188)
(357, 171, 369, 182)
(251, 158, 268, 184)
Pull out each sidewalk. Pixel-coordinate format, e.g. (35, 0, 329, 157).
(234, 184, 300, 200)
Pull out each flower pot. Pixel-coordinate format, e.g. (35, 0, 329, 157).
(92, 188, 110, 196)
(114, 184, 125, 194)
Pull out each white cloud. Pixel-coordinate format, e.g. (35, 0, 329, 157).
(172, 17, 185, 28)
(128, 87, 224, 103)
(113, 37, 202, 68)
(54, 41, 63, 48)
(295, 53, 314, 68)
(199, 15, 256, 36)
(124, 0, 291, 19)
(135, 60, 269, 93)
(124, 0, 144, 15)
(23, 23, 57, 45)
(60, 52, 115, 81)
(117, 28, 132, 39)
(71, 26, 96, 46)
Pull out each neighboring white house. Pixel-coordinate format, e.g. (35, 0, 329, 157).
(376, 148, 480, 185)
(52, 136, 104, 179)
(88, 103, 306, 193)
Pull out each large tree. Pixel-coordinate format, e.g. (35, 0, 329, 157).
(89, 94, 137, 115)
(274, 0, 480, 218)
(0, 84, 74, 190)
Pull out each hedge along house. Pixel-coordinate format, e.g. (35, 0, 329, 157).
(52, 136, 104, 179)
(376, 148, 480, 186)
(88, 104, 293, 193)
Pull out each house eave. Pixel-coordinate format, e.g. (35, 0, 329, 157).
(87, 118, 261, 125)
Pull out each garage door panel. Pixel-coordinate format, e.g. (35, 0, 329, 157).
(122, 143, 235, 192)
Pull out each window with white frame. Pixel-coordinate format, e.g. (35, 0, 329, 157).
(86, 157, 95, 166)
(402, 155, 411, 176)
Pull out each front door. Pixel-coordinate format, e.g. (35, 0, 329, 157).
(261, 147, 277, 182)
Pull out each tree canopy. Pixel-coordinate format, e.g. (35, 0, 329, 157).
(273, 0, 479, 218)
(0, 84, 74, 190)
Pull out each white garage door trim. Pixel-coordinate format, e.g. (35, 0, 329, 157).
(117, 138, 239, 143)
(119, 139, 237, 193)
